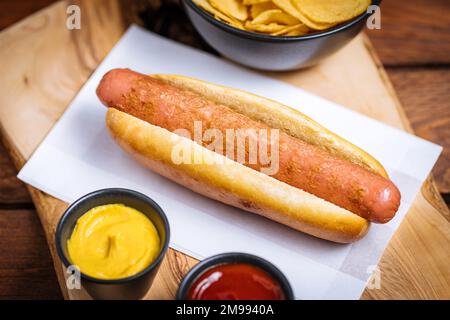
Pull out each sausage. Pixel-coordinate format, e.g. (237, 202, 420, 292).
(97, 68, 401, 223)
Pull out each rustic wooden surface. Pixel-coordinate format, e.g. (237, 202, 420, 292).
(367, 0, 450, 195)
(386, 68, 450, 195)
(367, 0, 450, 66)
(0, 0, 448, 299)
(0, 143, 61, 299)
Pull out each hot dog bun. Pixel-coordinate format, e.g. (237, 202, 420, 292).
(97, 68, 401, 242)
(106, 108, 369, 243)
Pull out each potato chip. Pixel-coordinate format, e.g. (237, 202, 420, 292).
(290, 9, 336, 30)
(273, 0, 335, 30)
(243, 0, 271, 4)
(285, 28, 308, 36)
(193, 0, 244, 29)
(244, 21, 287, 33)
(209, 0, 248, 21)
(292, 0, 371, 24)
(271, 23, 310, 36)
(193, 0, 236, 24)
(250, 2, 278, 19)
(252, 9, 300, 26)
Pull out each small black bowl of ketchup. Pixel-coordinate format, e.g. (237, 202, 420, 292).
(176, 253, 294, 300)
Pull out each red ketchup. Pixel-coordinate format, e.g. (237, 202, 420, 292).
(186, 263, 286, 300)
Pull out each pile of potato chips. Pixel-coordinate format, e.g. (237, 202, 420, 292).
(192, 0, 371, 36)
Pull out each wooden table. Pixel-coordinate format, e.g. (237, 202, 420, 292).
(0, 0, 448, 299)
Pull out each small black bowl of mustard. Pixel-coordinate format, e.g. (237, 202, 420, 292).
(55, 188, 170, 300)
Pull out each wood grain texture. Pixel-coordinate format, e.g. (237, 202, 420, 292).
(386, 68, 450, 193)
(0, 0, 449, 300)
(0, 209, 62, 299)
(0, 0, 57, 30)
(0, 140, 31, 205)
(366, 0, 450, 66)
(367, 0, 450, 194)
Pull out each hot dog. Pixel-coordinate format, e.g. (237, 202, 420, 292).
(97, 68, 401, 243)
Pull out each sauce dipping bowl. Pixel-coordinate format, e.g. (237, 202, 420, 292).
(55, 188, 170, 300)
(182, 0, 381, 71)
(176, 252, 294, 300)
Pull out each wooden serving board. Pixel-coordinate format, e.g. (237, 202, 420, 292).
(0, 0, 449, 300)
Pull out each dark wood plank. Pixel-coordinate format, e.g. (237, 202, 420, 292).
(386, 68, 450, 194)
(0, 209, 62, 299)
(366, 0, 450, 66)
(0, 0, 57, 31)
(0, 138, 32, 205)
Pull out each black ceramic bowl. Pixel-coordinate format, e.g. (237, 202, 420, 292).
(176, 252, 294, 300)
(183, 0, 381, 70)
(55, 188, 170, 300)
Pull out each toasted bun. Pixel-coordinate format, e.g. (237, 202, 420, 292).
(106, 108, 369, 243)
(151, 74, 388, 178)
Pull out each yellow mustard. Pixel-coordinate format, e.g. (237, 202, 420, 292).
(67, 204, 160, 280)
